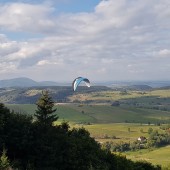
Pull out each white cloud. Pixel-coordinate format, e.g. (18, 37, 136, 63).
(0, 3, 55, 33)
(0, 0, 170, 81)
(158, 49, 170, 57)
(37, 59, 61, 66)
(37, 60, 51, 66)
(0, 61, 17, 74)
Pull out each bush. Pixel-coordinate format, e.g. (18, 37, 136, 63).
(0, 149, 11, 170)
(0, 100, 161, 170)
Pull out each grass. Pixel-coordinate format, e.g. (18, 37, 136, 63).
(80, 123, 162, 143)
(5, 89, 170, 124)
(69, 89, 170, 102)
(5, 89, 170, 167)
(6, 104, 170, 124)
(5, 103, 170, 167)
(7, 104, 36, 115)
(125, 146, 170, 167)
(81, 123, 170, 167)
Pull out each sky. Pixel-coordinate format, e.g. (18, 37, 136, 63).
(0, 0, 170, 82)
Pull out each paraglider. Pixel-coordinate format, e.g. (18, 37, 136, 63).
(72, 77, 90, 91)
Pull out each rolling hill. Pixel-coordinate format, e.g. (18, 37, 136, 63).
(0, 86, 111, 104)
(0, 77, 60, 87)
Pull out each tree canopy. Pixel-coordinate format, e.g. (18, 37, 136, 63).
(34, 90, 58, 126)
(0, 94, 161, 170)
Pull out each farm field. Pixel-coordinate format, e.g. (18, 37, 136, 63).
(68, 89, 170, 102)
(81, 123, 162, 143)
(6, 103, 170, 167)
(81, 123, 170, 167)
(6, 103, 170, 124)
(5, 89, 170, 168)
(7, 104, 170, 124)
(125, 146, 170, 167)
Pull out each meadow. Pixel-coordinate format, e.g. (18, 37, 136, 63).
(7, 103, 170, 124)
(125, 146, 170, 167)
(5, 88, 170, 167)
(68, 89, 170, 102)
(6, 104, 170, 167)
(82, 123, 170, 167)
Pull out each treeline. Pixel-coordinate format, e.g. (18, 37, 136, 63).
(102, 128, 170, 153)
(0, 86, 110, 104)
(0, 91, 161, 170)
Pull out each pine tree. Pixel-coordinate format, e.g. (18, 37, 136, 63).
(0, 148, 10, 170)
(34, 90, 58, 126)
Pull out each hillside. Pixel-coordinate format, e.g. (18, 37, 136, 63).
(1, 84, 170, 105)
(0, 77, 61, 87)
(122, 85, 152, 91)
(6, 104, 170, 124)
(0, 86, 110, 104)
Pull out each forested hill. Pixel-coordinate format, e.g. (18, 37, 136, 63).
(0, 78, 157, 104)
(0, 77, 60, 87)
(0, 86, 111, 104)
(0, 102, 161, 170)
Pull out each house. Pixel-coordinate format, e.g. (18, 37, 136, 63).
(137, 136, 146, 142)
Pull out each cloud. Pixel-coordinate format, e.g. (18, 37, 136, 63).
(0, 0, 170, 81)
(0, 2, 55, 34)
(0, 61, 17, 74)
(158, 49, 170, 57)
(0, 35, 20, 57)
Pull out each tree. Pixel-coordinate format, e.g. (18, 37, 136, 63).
(34, 90, 58, 126)
(0, 103, 11, 146)
(140, 128, 144, 133)
(128, 127, 131, 133)
(148, 127, 153, 134)
(0, 148, 11, 170)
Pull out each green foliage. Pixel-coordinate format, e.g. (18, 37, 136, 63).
(7, 103, 170, 124)
(0, 148, 10, 170)
(140, 128, 143, 133)
(102, 140, 146, 153)
(34, 90, 58, 126)
(130, 141, 141, 151)
(0, 102, 34, 169)
(0, 100, 161, 170)
(102, 129, 170, 153)
(147, 130, 170, 148)
(162, 164, 170, 170)
(134, 161, 161, 170)
(128, 127, 131, 132)
(112, 141, 130, 152)
(160, 124, 170, 130)
(148, 127, 153, 134)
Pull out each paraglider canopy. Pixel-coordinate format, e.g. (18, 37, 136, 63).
(72, 77, 90, 91)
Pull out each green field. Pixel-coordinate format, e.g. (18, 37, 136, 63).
(82, 123, 170, 167)
(5, 89, 170, 168)
(68, 89, 170, 102)
(6, 103, 170, 124)
(5, 104, 170, 167)
(125, 146, 170, 167)
(81, 123, 162, 142)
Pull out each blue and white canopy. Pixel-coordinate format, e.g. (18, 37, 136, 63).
(72, 77, 90, 91)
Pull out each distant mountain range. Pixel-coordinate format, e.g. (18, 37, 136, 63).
(95, 80, 170, 88)
(0, 77, 65, 88)
(1, 77, 170, 104)
(1, 77, 170, 88)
